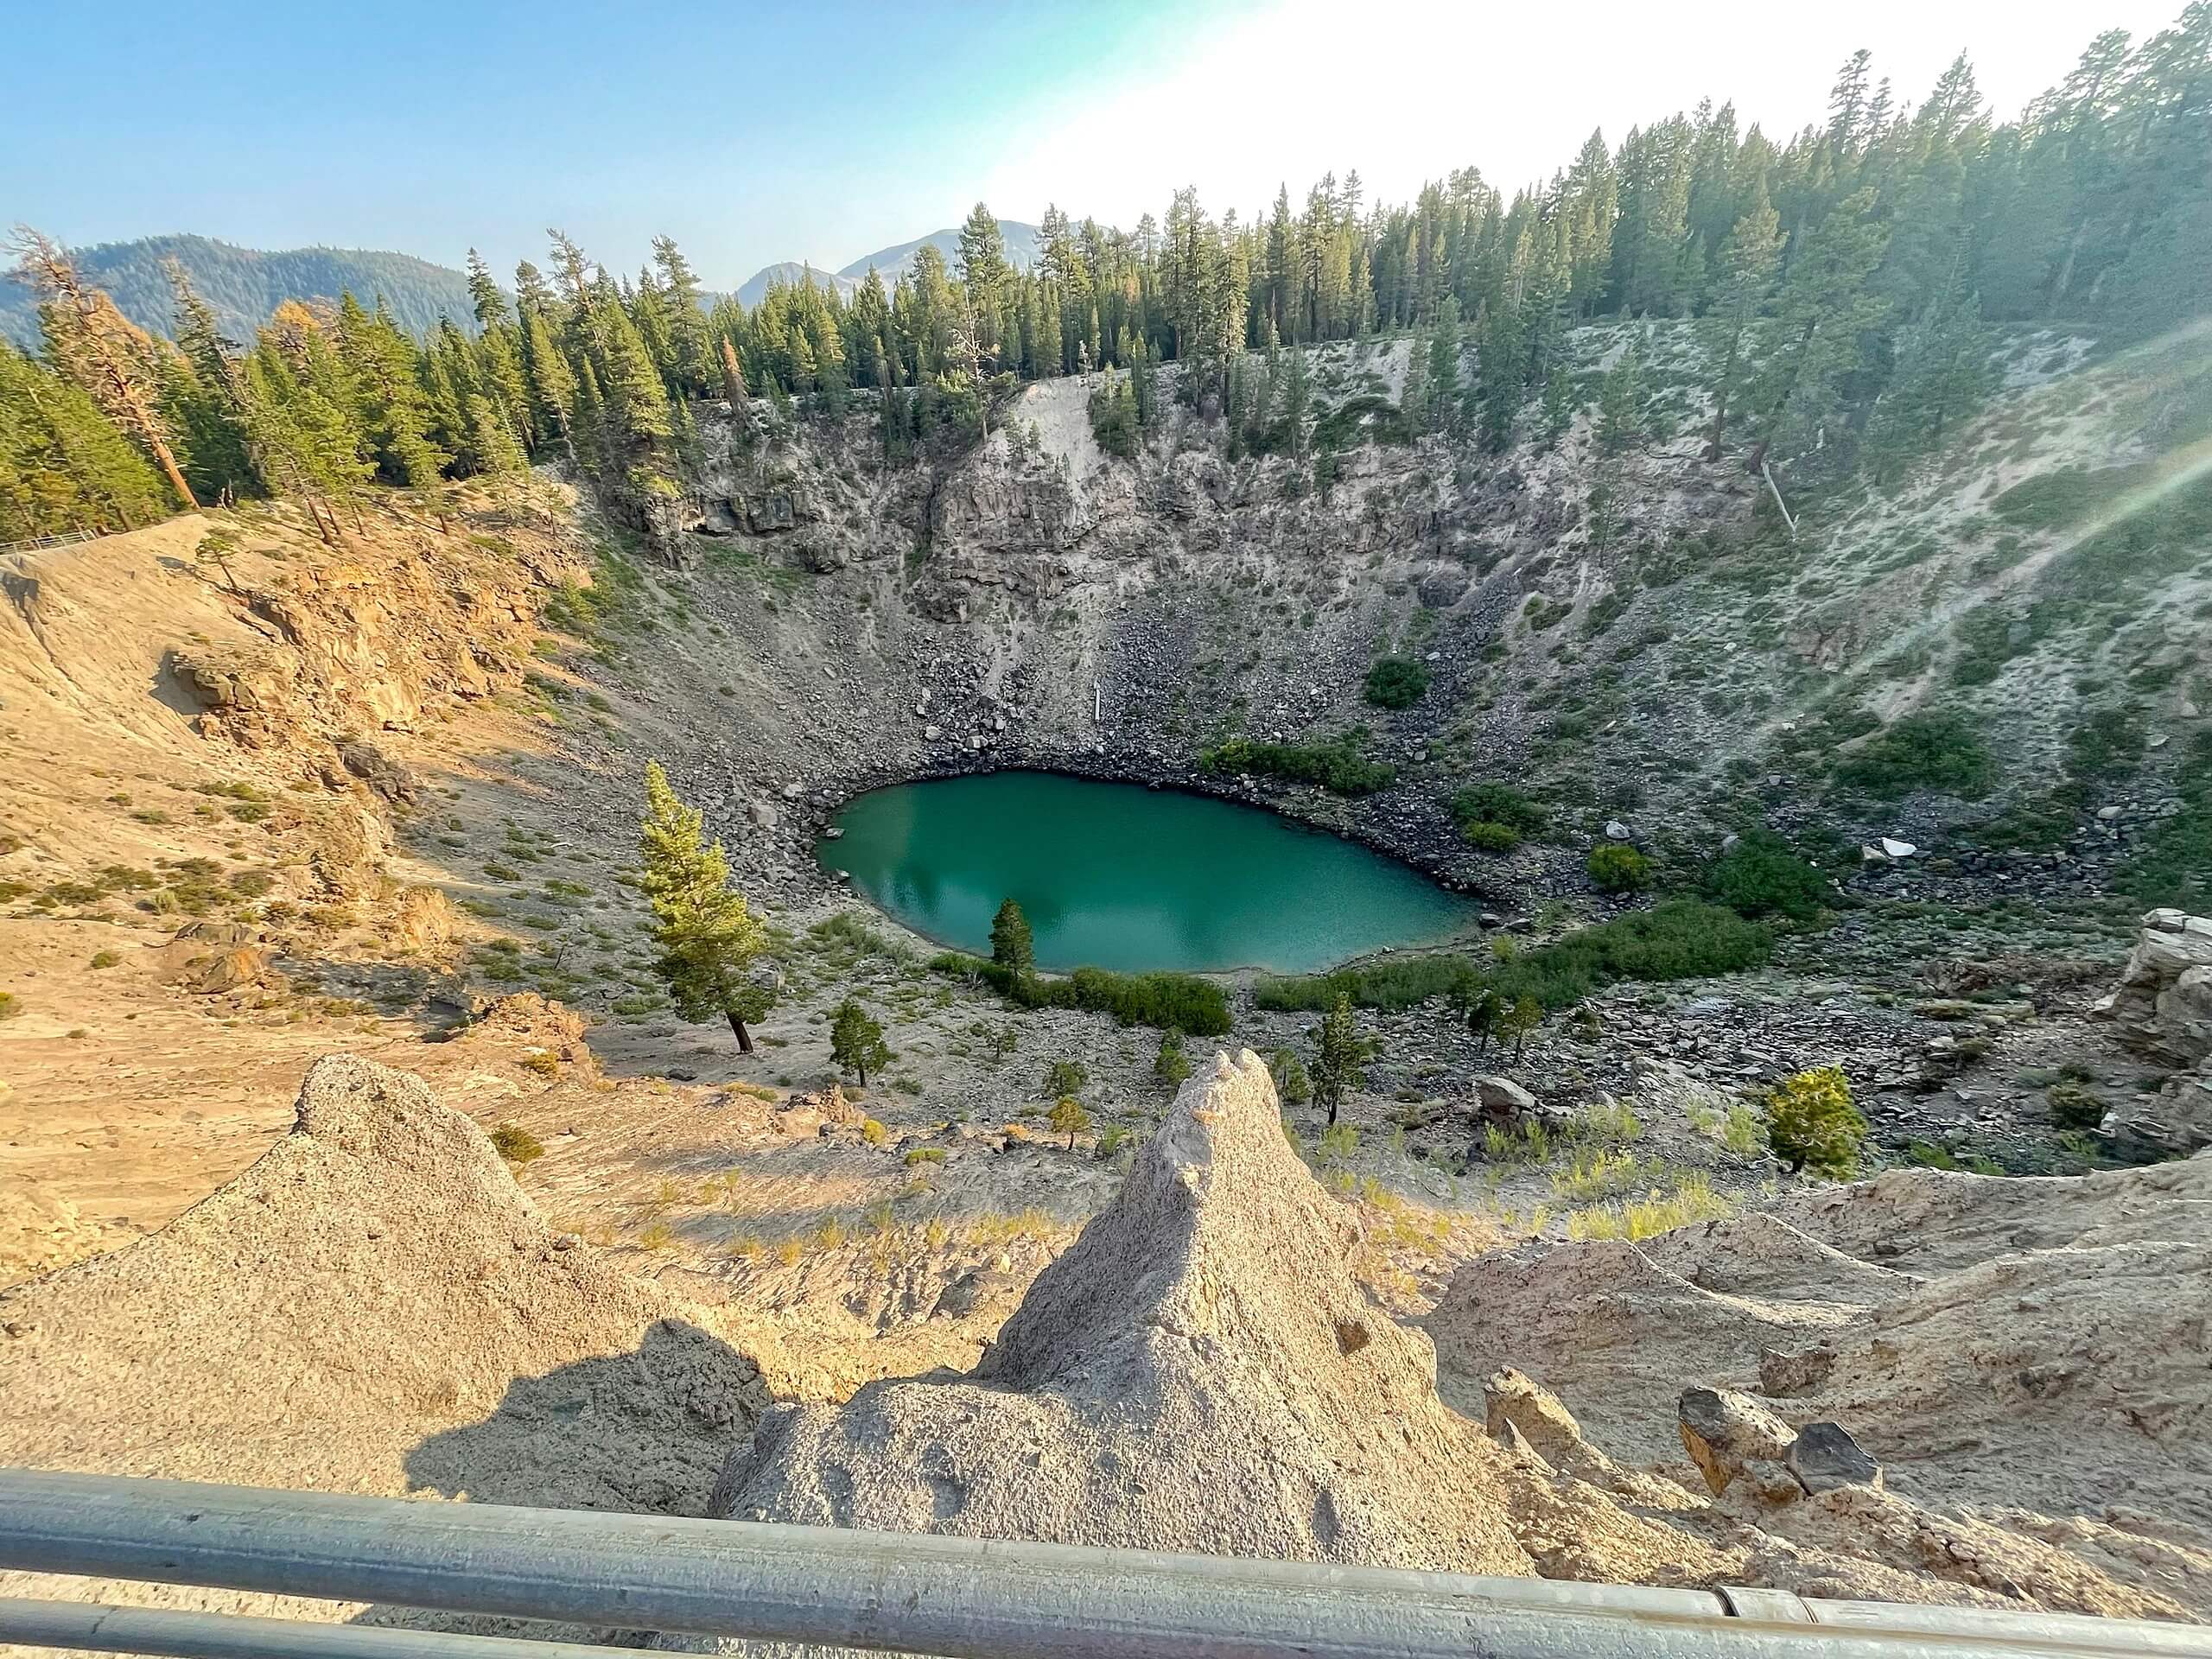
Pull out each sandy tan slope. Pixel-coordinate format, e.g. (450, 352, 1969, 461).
(0, 1053, 767, 1511)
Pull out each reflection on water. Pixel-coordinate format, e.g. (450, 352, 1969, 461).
(819, 772, 1478, 976)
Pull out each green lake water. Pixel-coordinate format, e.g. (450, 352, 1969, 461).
(818, 772, 1479, 975)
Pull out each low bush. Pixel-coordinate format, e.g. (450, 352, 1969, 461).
(2065, 707, 2145, 780)
(1198, 732, 1395, 796)
(1253, 952, 1476, 1014)
(1563, 1173, 1733, 1241)
(489, 1123, 543, 1165)
(1154, 1028, 1193, 1086)
(1586, 843, 1651, 893)
(2047, 1080, 2107, 1131)
(1991, 463, 2147, 531)
(1834, 709, 1994, 799)
(2122, 731, 2212, 911)
(1451, 783, 1547, 847)
(1462, 820, 1520, 853)
(1703, 830, 1830, 920)
(932, 954, 1231, 1035)
(1363, 656, 1431, 709)
(1255, 900, 1771, 1014)
(1765, 1066, 1866, 1178)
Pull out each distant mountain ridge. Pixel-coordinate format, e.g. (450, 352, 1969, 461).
(733, 219, 1042, 309)
(3, 219, 1052, 348)
(0, 234, 480, 348)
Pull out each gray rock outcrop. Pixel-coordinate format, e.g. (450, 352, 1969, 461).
(710, 1049, 1535, 1576)
(2095, 908, 2212, 1155)
(1677, 1387, 1796, 1495)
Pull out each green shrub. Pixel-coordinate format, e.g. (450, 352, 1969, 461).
(1154, 1028, 1193, 1087)
(2123, 731, 2212, 911)
(932, 954, 1231, 1035)
(2047, 1081, 2107, 1131)
(1255, 901, 1770, 1014)
(1253, 953, 1477, 1014)
(1452, 782, 1547, 840)
(1462, 820, 1520, 853)
(88, 950, 122, 969)
(1586, 843, 1651, 893)
(1765, 1066, 1866, 1178)
(1904, 1140, 1961, 1170)
(1043, 1058, 1089, 1097)
(1704, 830, 1829, 920)
(1834, 710, 1994, 799)
(1363, 656, 1431, 709)
(489, 1123, 544, 1165)
(2064, 708, 2145, 780)
(1198, 732, 1395, 796)
(1270, 1047, 1313, 1105)
(903, 1147, 947, 1166)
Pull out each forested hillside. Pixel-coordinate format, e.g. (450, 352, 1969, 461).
(0, 235, 480, 350)
(3, 9, 2204, 544)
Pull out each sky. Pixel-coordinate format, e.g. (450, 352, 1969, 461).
(1, 0, 2188, 288)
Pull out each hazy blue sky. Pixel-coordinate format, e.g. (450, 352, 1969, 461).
(3, 0, 2188, 286)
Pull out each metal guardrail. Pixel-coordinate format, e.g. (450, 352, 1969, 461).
(0, 1470, 2205, 1659)
(0, 528, 102, 556)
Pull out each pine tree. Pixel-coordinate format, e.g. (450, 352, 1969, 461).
(1278, 344, 1309, 460)
(1424, 296, 1463, 431)
(1476, 299, 1526, 451)
(0, 338, 169, 537)
(10, 226, 197, 508)
(240, 333, 373, 541)
(334, 294, 448, 486)
(465, 249, 510, 330)
(1309, 992, 1370, 1126)
(1499, 995, 1541, 1061)
(1595, 339, 1643, 454)
(1048, 1094, 1091, 1150)
(989, 898, 1033, 975)
(1458, 985, 1502, 1056)
(518, 307, 577, 454)
(1747, 187, 1892, 475)
(956, 203, 1013, 311)
(829, 997, 893, 1085)
(161, 259, 259, 499)
(1863, 280, 1997, 481)
(638, 760, 772, 1054)
(718, 334, 749, 404)
(594, 286, 674, 448)
(1400, 334, 1431, 433)
(465, 393, 527, 478)
(1699, 187, 1784, 460)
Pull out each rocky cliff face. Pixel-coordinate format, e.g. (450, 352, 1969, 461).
(2098, 908, 2212, 1154)
(171, 510, 587, 760)
(608, 321, 2206, 924)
